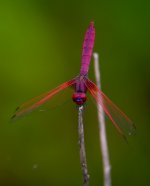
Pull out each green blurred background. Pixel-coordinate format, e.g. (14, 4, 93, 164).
(0, 0, 150, 185)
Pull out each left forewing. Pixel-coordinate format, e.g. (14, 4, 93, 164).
(12, 78, 76, 120)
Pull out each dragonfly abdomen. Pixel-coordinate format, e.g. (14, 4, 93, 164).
(80, 22, 95, 75)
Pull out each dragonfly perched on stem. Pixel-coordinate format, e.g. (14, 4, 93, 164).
(12, 22, 136, 139)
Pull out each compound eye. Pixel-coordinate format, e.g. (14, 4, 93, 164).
(72, 93, 87, 105)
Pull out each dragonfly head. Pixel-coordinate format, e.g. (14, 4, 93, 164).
(72, 92, 87, 105)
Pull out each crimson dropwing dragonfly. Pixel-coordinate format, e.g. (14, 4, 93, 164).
(12, 22, 136, 139)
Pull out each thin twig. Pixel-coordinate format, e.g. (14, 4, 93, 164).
(93, 53, 111, 186)
(78, 105, 89, 186)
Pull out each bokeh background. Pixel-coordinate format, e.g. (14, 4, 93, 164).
(0, 0, 150, 185)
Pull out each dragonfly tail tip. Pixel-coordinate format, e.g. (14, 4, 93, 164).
(90, 21, 94, 27)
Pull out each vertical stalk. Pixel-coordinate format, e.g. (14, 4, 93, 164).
(93, 53, 111, 186)
(78, 105, 89, 186)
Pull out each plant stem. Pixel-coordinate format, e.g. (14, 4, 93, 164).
(78, 105, 89, 186)
(93, 53, 111, 186)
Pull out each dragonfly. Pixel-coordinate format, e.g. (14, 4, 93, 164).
(12, 22, 136, 139)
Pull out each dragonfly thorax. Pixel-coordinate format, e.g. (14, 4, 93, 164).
(72, 92, 87, 105)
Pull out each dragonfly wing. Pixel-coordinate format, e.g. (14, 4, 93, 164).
(12, 78, 76, 120)
(84, 78, 136, 138)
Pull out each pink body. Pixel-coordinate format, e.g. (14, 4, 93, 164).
(80, 22, 95, 76)
(72, 22, 95, 105)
